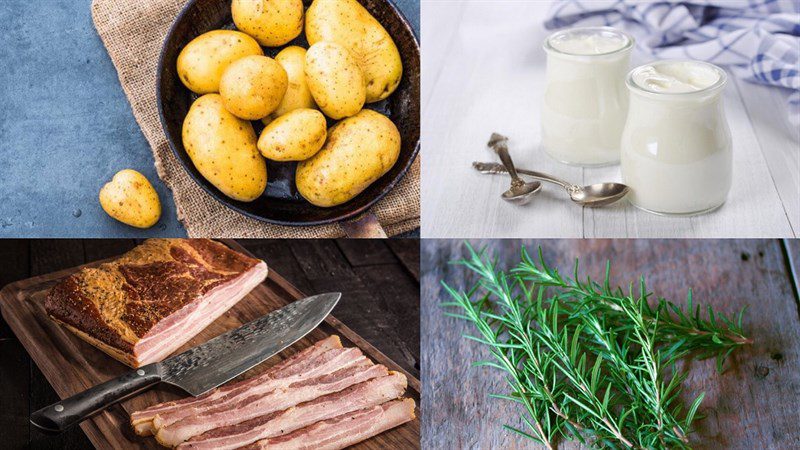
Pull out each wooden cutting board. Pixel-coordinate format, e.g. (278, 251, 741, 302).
(0, 240, 420, 449)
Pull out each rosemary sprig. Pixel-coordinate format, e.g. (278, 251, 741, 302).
(514, 247, 751, 372)
(441, 244, 750, 449)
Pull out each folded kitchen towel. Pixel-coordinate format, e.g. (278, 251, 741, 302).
(545, 0, 800, 126)
(91, 0, 419, 238)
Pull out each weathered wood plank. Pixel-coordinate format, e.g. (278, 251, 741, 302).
(734, 78, 800, 236)
(785, 239, 800, 306)
(422, 239, 800, 449)
(337, 239, 399, 266)
(387, 239, 421, 282)
(237, 239, 316, 295)
(82, 239, 137, 262)
(0, 331, 29, 449)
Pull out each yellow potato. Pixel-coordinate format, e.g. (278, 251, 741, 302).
(220, 55, 288, 120)
(306, 0, 403, 103)
(99, 169, 161, 228)
(232, 0, 304, 47)
(176, 30, 263, 94)
(258, 109, 327, 161)
(305, 42, 366, 120)
(263, 46, 317, 124)
(296, 109, 400, 207)
(182, 94, 267, 202)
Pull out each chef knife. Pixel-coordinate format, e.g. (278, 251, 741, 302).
(30, 292, 341, 434)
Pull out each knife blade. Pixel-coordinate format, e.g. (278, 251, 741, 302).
(30, 292, 341, 434)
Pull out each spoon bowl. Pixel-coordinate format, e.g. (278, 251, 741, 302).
(568, 182, 629, 207)
(502, 180, 542, 205)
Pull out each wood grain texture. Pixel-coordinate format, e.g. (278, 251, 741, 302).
(0, 240, 420, 449)
(420, 1, 798, 238)
(421, 239, 800, 449)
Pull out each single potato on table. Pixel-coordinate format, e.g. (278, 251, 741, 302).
(306, 0, 403, 103)
(99, 169, 161, 228)
(232, 0, 304, 47)
(258, 108, 327, 161)
(263, 46, 317, 124)
(305, 41, 366, 120)
(176, 30, 263, 94)
(182, 94, 267, 202)
(220, 55, 288, 120)
(296, 109, 401, 207)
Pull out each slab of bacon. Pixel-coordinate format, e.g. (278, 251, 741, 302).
(131, 336, 416, 449)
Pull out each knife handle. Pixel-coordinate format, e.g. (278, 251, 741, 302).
(30, 363, 163, 434)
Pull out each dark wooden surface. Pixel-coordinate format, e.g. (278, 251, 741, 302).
(0, 239, 419, 450)
(421, 239, 800, 450)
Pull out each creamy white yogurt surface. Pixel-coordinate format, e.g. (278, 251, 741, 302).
(549, 31, 628, 55)
(631, 61, 721, 93)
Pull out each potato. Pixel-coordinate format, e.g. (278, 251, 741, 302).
(232, 0, 303, 47)
(182, 94, 267, 202)
(177, 30, 263, 94)
(258, 109, 327, 161)
(99, 169, 161, 228)
(305, 42, 366, 120)
(263, 46, 317, 124)
(306, 0, 403, 103)
(220, 55, 288, 120)
(296, 109, 400, 207)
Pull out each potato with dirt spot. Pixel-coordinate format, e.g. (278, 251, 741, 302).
(306, 0, 403, 103)
(219, 55, 288, 120)
(305, 42, 366, 120)
(182, 94, 267, 202)
(99, 169, 161, 228)
(176, 30, 263, 94)
(258, 109, 327, 161)
(263, 46, 317, 124)
(296, 109, 400, 207)
(232, 0, 304, 47)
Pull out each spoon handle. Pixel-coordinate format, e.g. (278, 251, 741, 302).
(487, 135, 523, 184)
(473, 162, 572, 189)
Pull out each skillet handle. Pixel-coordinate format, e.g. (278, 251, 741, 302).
(341, 213, 388, 238)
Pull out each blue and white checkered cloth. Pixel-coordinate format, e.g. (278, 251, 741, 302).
(545, 0, 800, 126)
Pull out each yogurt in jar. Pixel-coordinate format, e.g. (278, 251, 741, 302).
(541, 27, 634, 166)
(621, 60, 731, 216)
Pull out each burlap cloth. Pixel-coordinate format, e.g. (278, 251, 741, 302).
(90, 0, 420, 238)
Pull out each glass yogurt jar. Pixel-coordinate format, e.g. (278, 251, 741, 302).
(621, 60, 732, 216)
(541, 27, 634, 166)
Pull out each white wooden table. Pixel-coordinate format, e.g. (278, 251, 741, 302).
(421, 0, 799, 238)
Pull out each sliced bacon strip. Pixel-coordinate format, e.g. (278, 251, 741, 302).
(131, 336, 344, 436)
(152, 348, 368, 431)
(155, 364, 390, 447)
(178, 372, 408, 450)
(240, 398, 416, 450)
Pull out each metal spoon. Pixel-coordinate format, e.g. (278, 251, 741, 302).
(487, 133, 541, 205)
(472, 161, 629, 207)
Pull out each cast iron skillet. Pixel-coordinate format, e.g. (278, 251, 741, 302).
(157, 0, 420, 226)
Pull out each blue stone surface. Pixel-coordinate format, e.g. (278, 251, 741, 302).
(0, 0, 419, 238)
